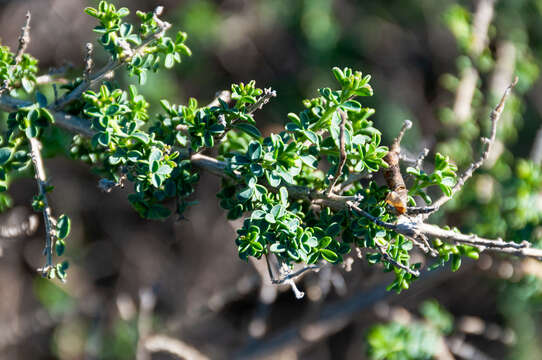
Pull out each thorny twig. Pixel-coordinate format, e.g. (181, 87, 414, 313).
(53, 6, 171, 111)
(415, 148, 429, 170)
(417, 233, 438, 257)
(28, 138, 56, 276)
(264, 253, 321, 299)
(0, 11, 31, 95)
(422, 77, 518, 218)
(7, 14, 59, 276)
(13, 12, 31, 65)
(246, 87, 277, 115)
(328, 109, 348, 194)
(393, 119, 413, 148)
(375, 239, 420, 277)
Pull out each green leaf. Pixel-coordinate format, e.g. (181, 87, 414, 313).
(302, 130, 318, 144)
(25, 126, 38, 138)
(84, 7, 98, 17)
(160, 99, 172, 113)
(149, 148, 162, 163)
(319, 236, 332, 248)
(55, 239, 66, 256)
(354, 85, 373, 97)
(320, 249, 339, 263)
(266, 171, 281, 187)
(21, 77, 33, 93)
(251, 210, 266, 220)
(332, 67, 345, 84)
(131, 132, 150, 144)
(300, 155, 318, 168)
(151, 173, 162, 188)
(56, 214, 71, 240)
(341, 100, 362, 112)
(234, 123, 261, 138)
(138, 70, 148, 85)
(40, 109, 55, 124)
(326, 222, 341, 236)
(451, 254, 461, 272)
(251, 241, 264, 252)
(164, 53, 175, 69)
(279, 187, 288, 206)
(270, 242, 286, 253)
(106, 104, 120, 115)
(308, 251, 320, 264)
(117, 7, 130, 17)
(248, 141, 262, 161)
(147, 205, 171, 220)
(96, 132, 110, 147)
(36, 92, 48, 107)
(265, 212, 276, 223)
(237, 187, 253, 203)
(0, 147, 12, 165)
(156, 165, 172, 176)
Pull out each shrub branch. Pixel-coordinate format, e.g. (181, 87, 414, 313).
(28, 137, 55, 275)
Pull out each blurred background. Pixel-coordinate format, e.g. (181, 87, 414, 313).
(1, 0, 542, 359)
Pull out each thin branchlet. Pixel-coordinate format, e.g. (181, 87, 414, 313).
(375, 240, 420, 277)
(264, 253, 320, 299)
(14, 11, 31, 65)
(202, 87, 277, 151)
(29, 138, 56, 276)
(53, 6, 171, 111)
(422, 77, 518, 218)
(0, 11, 31, 94)
(328, 109, 348, 194)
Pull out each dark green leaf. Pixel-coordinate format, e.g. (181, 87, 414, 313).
(55, 239, 65, 256)
(56, 214, 71, 240)
(0, 147, 12, 165)
(237, 187, 253, 203)
(234, 123, 261, 138)
(36, 92, 48, 107)
(147, 205, 171, 220)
